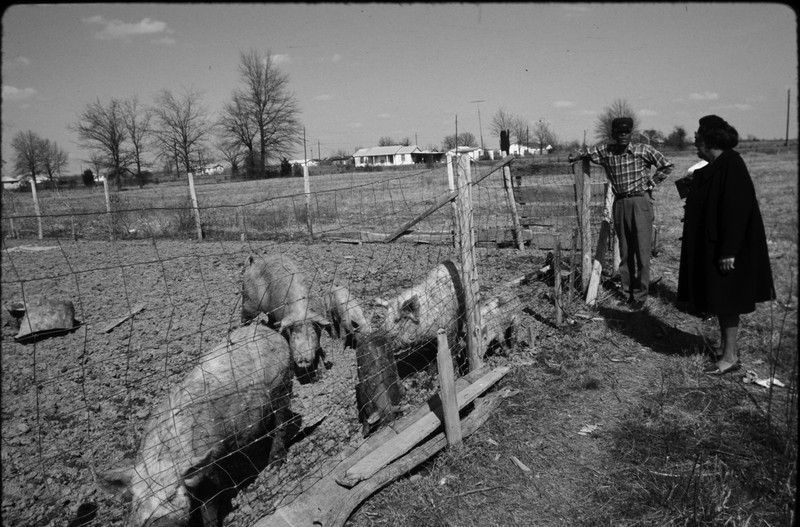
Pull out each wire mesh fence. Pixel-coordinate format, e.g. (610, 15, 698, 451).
(2, 155, 598, 526)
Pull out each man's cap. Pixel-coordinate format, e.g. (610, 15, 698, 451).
(611, 117, 633, 132)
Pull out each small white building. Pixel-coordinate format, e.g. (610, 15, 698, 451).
(353, 145, 422, 167)
(2, 175, 23, 190)
(288, 159, 319, 167)
(446, 146, 483, 161)
(509, 143, 552, 156)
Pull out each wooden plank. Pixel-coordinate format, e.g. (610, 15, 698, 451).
(383, 190, 458, 243)
(337, 366, 510, 487)
(585, 259, 603, 306)
(436, 330, 462, 446)
(101, 303, 146, 333)
(252, 389, 506, 527)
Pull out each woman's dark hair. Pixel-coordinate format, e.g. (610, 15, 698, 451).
(697, 114, 739, 149)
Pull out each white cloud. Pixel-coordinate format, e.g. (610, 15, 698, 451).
(84, 15, 173, 41)
(15, 56, 30, 66)
(348, 122, 363, 128)
(639, 109, 657, 116)
(272, 54, 291, 65)
(332, 54, 342, 62)
(554, 100, 575, 108)
(314, 94, 333, 101)
(3, 85, 36, 101)
(377, 113, 391, 119)
(689, 91, 719, 101)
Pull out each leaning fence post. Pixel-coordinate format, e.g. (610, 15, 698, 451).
(454, 155, 483, 371)
(554, 236, 563, 325)
(436, 329, 462, 447)
(29, 177, 43, 240)
(502, 162, 524, 251)
(102, 176, 114, 241)
(303, 163, 313, 241)
(187, 171, 203, 241)
(575, 158, 593, 292)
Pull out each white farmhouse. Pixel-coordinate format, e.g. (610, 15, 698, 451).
(353, 145, 423, 167)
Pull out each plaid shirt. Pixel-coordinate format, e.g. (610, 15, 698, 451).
(581, 143, 674, 195)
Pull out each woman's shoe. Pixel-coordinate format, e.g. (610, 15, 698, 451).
(703, 360, 742, 376)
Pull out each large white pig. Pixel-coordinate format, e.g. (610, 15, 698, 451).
(241, 254, 331, 372)
(99, 324, 297, 527)
(377, 260, 465, 356)
(325, 283, 372, 350)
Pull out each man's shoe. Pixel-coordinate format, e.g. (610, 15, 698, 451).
(630, 300, 647, 311)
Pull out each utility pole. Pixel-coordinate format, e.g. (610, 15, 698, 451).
(785, 88, 790, 147)
(470, 100, 485, 152)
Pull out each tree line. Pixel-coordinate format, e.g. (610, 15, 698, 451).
(9, 49, 302, 192)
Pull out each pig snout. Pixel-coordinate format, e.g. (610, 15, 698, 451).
(285, 323, 319, 369)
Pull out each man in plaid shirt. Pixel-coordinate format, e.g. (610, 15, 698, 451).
(569, 117, 674, 310)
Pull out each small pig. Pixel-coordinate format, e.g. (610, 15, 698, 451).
(377, 260, 465, 356)
(325, 283, 372, 349)
(479, 290, 523, 357)
(242, 254, 331, 371)
(99, 324, 297, 527)
(355, 330, 402, 437)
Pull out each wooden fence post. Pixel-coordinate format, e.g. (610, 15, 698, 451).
(436, 329, 462, 447)
(554, 236, 562, 325)
(239, 205, 247, 242)
(187, 172, 203, 241)
(30, 178, 43, 240)
(502, 164, 524, 251)
(574, 158, 592, 292)
(304, 163, 313, 241)
(454, 155, 483, 372)
(446, 153, 457, 248)
(102, 176, 114, 241)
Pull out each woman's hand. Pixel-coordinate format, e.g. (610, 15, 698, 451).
(718, 256, 735, 273)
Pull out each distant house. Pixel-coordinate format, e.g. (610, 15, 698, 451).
(509, 143, 552, 156)
(289, 159, 319, 167)
(325, 155, 354, 166)
(353, 145, 423, 167)
(446, 146, 483, 161)
(2, 175, 23, 190)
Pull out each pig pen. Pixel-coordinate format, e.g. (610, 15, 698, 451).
(1, 238, 545, 527)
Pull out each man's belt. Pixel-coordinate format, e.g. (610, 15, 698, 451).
(615, 191, 645, 199)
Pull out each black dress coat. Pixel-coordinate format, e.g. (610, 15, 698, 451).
(677, 149, 775, 315)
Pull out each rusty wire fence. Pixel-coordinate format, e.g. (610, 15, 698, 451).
(1, 155, 596, 527)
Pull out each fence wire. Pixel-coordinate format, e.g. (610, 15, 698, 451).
(2, 157, 593, 527)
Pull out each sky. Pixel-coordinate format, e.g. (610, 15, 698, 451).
(2, 3, 797, 175)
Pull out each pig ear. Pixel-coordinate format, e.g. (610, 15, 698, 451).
(279, 313, 299, 332)
(96, 466, 134, 497)
(399, 294, 421, 322)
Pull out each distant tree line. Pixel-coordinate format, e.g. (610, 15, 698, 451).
(9, 48, 303, 190)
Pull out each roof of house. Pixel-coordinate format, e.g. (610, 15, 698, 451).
(354, 145, 422, 157)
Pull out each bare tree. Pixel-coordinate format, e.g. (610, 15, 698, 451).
(11, 130, 43, 187)
(378, 136, 395, 147)
(121, 96, 153, 188)
(532, 119, 558, 153)
(71, 98, 129, 190)
(37, 138, 69, 188)
(217, 91, 258, 177)
(214, 138, 244, 176)
(594, 98, 639, 143)
(489, 108, 527, 145)
(151, 87, 211, 175)
(441, 132, 478, 151)
(237, 49, 302, 177)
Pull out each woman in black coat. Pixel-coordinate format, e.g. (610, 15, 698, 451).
(677, 115, 775, 375)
